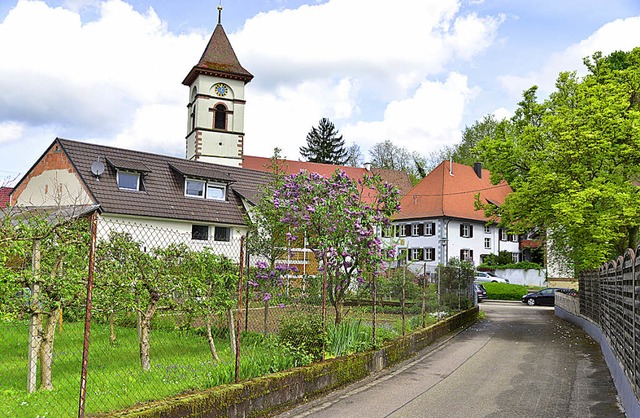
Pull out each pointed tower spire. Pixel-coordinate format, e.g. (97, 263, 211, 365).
(182, 4, 253, 166)
(182, 5, 252, 86)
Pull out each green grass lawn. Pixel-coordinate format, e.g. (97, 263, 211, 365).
(1, 303, 455, 417)
(0, 320, 300, 417)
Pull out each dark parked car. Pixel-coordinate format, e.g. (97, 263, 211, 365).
(522, 287, 577, 306)
(474, 283, 487, 302)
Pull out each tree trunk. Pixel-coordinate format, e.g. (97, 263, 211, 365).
(228, 308, 236, 356)
(334, 300, 343, 325)
(109, 312, 116, 343)
(205, 317, 219, 362)
(139, 299, 158, 372)
(27, 310, 42, 394)
(39, 308, 59, 390)
(27, 239, 42, 394)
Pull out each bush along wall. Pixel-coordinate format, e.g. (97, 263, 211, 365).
(102, 307, 479, 418)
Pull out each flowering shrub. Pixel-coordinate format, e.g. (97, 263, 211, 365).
(273, 169, 401, 324)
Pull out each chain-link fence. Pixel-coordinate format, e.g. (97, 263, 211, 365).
(1, 210, 475, 417)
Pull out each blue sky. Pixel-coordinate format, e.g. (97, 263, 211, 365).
(1, 0, 640, 184)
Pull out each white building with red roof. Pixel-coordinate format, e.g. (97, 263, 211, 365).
(388, 160, 521, 269)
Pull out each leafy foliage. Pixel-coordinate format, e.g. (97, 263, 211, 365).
(277, 312, 326, 361)
(368, 139, 432, 185)
(274, 169, 401, 324)
(482, 282, 529, 301)
(477, 48, 640, 271)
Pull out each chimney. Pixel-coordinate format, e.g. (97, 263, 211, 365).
(364, 162, 371, 172)
(473, 162, 482, 179)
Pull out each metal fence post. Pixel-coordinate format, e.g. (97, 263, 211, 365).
(78, 210, 98, 418)
(235, 236, 245, 384)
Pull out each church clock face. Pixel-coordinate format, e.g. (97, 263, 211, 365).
(214, 83, 228, 97)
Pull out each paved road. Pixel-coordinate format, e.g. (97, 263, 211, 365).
(277, 302, 624, 418)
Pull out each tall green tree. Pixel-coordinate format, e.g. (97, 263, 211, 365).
(299, 118, 348, 164)
(451, 115, 501, 166)
(344, 142, 364, 167)
(368, 139, 431, 184)
(477, 48, 640, 272)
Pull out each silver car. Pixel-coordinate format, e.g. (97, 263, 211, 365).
(474, 271, 509, 284)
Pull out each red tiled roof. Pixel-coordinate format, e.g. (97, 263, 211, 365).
(396, 161, 512, 222)
(0, 187, 12, 207)
(242, 155, 413, 198)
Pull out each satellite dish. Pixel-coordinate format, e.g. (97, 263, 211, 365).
(91, 161, 105, 177)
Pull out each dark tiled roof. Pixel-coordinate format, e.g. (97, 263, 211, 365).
(182, 24, 253, 85)
(56, 138, 268, 226)
(106, 157, 151, 173)
(168, 161, 233, 183)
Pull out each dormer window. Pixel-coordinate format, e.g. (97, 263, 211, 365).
(206, 183, 226, 200)
(185, 178, 226, 200)
(117, 171, 141, 191)
(185, 179, 205, 197)
(107, 157, 150, 192)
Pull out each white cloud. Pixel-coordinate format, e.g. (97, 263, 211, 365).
(498, 16, 640, 102)
(238, 0, 502, 160)
(491, 107, 512, 121)
(0, 121, 24, 144)
(343, 73, 474, 156)
(0, 0, 504, 172)
(0, 0, 204, 141)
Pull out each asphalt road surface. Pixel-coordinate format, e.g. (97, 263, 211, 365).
(277, 302, 624, 418)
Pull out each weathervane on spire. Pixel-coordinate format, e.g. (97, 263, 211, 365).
(217, 0, 223, 25)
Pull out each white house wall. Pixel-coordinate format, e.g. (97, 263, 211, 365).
(97, 213, 248, 261)
(389, 218, 521, 271)
(14, 169, 92, 207)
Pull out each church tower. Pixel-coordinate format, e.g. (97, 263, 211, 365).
(182, 6, 253, 166)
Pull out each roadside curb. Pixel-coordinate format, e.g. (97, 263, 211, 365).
(483, 299, 521, 304)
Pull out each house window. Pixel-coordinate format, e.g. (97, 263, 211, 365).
(214, 104, 227, 130)
(192, 225, 208, 241)
(185, 179, 206, 197)
(206, 183, 226, 200)
(117, 171, 140, 191)
(410, 248, 423, 261)
(484, 238, 491, 249)
(510, 234, 519, 242)
(512, 252, 519, 263)
(460, 249, 473, 262)
(399, 224, 407, 237)
(412, 223, 425, 236)
(214, 226, 230, 242)
(425, 222, 435, 236)
(460, 224, 473, 238)
(424, 247, 435, 261)
(484, 224, 491, 234)
(500, 229, 508, 241)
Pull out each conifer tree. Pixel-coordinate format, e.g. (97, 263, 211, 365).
(299, 118, 348, 164)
